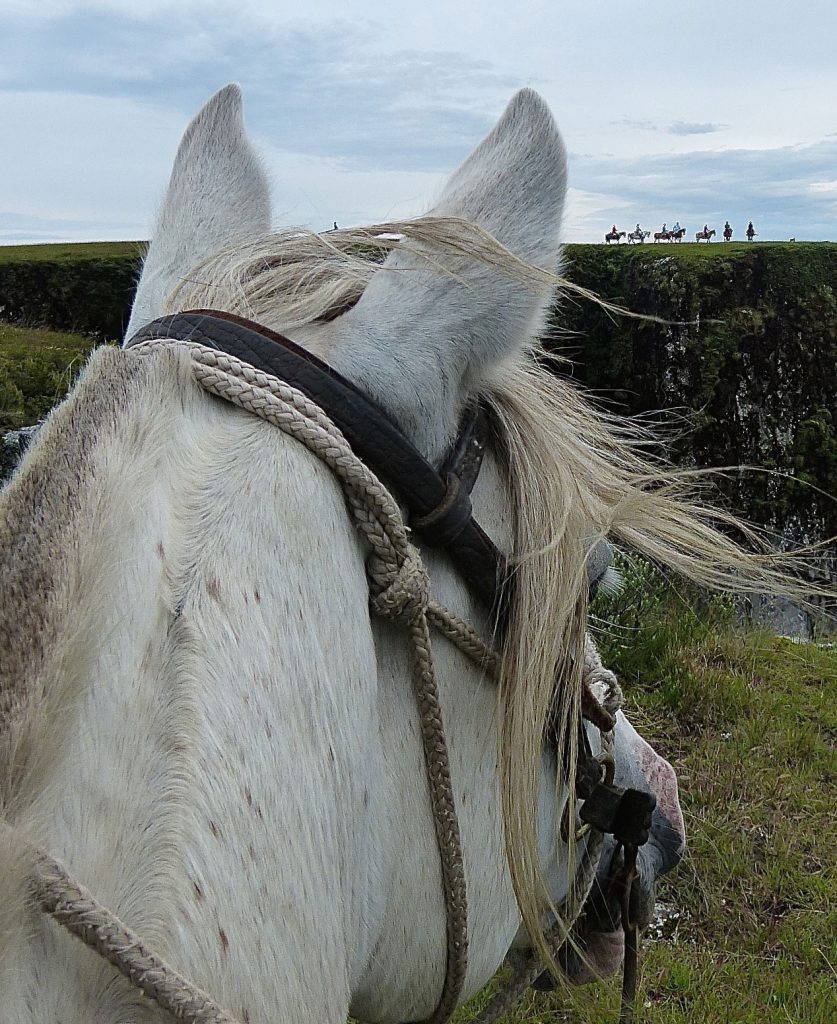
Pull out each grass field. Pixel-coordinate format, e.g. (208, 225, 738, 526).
(0, 322, 98, 429)
(454, 566, 837, 1023)
(0, 239, 832, 265)
(0, 240, 143, 264)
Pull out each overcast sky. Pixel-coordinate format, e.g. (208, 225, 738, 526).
(2, 0, 835, 245)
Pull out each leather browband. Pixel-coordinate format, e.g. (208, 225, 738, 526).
(126, 309, 508, 616)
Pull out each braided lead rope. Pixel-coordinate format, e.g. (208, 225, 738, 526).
(134, 339, 469, 1024)
(426, 601, 500, 676)
(0, 829, 240, 1024)
(155, 339, 622, 1023)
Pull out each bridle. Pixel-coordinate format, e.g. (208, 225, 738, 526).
(9, 310, 656, 1024)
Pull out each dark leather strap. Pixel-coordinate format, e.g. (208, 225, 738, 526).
(126, 309, 507, 614)
(440, 399, 490, 497)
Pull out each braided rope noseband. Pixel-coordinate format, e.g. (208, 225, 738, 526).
(8, 337, 624, 1024)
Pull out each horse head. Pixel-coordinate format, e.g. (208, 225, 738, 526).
(6, 81, 806, 1024)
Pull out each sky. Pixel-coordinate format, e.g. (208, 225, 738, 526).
(1, 0, 836, 245)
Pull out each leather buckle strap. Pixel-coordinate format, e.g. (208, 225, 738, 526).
(412, 473, 474, 548)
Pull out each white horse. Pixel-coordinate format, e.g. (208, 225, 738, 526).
(2, 85, 808, 1023)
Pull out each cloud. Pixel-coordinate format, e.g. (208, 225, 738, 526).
(611, 118, 728, 137)
(610, 117, 658, 132)
(2, 2, 835, 244)
(809, 179, 837, 195)
(667, 121, 727, 136)
(0, 6, 517, 173)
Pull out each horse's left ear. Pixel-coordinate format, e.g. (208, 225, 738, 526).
(325, 89, 568, 459)
(125, 84, 270, 340)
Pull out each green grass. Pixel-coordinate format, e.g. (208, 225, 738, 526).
(563, 240, 837, 284)
(1, 239, 832, 266)
(0, 322, 99, 429)
(451, 567, 837, 1023)
(0, 240, 143, 264)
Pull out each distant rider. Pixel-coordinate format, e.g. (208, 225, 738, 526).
(672, 221, 681, 234)
(747, 221, 756, 241)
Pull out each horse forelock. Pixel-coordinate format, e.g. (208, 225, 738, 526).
(160, 217, 561, 346)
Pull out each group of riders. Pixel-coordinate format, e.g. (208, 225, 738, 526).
(607, 220, 757, 243)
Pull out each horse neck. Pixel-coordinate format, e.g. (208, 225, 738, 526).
(0, 346, 572, 1022)
(0, 347, 382, 1021)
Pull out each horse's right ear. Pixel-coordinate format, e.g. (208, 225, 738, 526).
(125, 84, 270, 341)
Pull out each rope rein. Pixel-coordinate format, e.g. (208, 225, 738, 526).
(11, 339, 625, 1024)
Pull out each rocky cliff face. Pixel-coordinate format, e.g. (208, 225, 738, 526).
(557, 243, 837, 628)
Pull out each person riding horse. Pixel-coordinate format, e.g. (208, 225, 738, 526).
(724, 220, 732, 241)
(747, 221, 756, 241)
(672, 221, 681, 235)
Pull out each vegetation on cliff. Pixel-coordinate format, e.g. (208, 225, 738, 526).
(0, 241, 142, 341)
(0, 322, 97, 430)
(555, 243, 837, 565)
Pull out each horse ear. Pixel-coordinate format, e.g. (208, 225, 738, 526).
(327, 89, 567, 459)
(125, 84, 270, 340)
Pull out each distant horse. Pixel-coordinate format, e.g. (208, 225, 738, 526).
(605, 230, 626, 244)
(669, 228, 686, 242)
(1, 84, 813, 1024)
(653, 230, 670, 242)
(627, 229, 650, 243)
(723, 225, 733, 242)
(696, 228, 716, 242)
